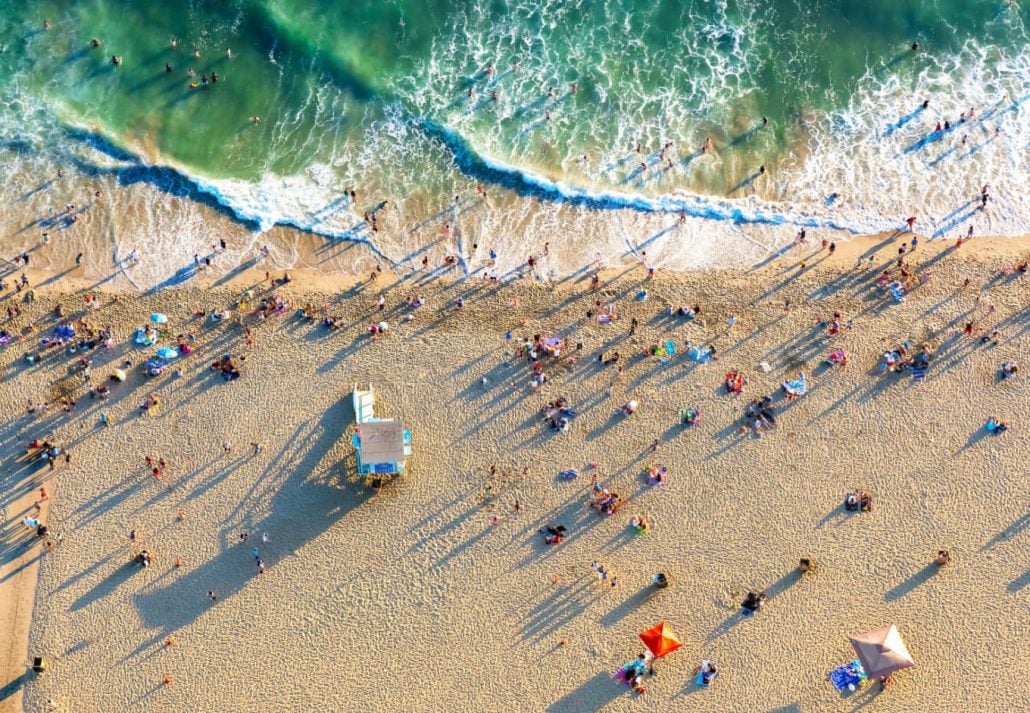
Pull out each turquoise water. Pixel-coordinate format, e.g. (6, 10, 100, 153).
(0, 0, 1027, 285)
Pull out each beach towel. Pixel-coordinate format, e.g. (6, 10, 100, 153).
(687, 346, 712, 363)
(829, 660, 867, 692)
(912, 366, 927, 382)
(784, 373, 808, 396)
(664, 340, 676, 356)
(557, 469, 578, 481)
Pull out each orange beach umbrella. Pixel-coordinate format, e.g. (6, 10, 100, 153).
(639, 621, 682, 658)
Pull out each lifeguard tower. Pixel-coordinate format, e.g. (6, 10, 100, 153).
(351, 384, 412, 480)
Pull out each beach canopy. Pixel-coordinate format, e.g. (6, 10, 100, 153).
(849, 624, 914, 679)
(639, 621, 682, 658)
(150, 313, 168, 324)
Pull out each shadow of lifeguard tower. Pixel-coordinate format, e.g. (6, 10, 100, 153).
(351, 383, 412, 487)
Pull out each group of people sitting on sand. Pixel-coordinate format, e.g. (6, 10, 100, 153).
(741, 590, 767, 614)
(845, 489, 873, 512)
(647, 463, 669, 485)
(616, 652, 655, 694)
(880, 341, 932, 373)
(541, 397, 576, 432)
(539, 525, 567, 545)
(590, 483, 621, 515)
(743, 397, 776, 436)
(210, 354, 241, 381)
(724, 371, 746, 394)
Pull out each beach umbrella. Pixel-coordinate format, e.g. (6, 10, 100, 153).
(849, 624, 914, 679)
(156, 347, 179, 360)
(150, 313, 168, 324)
(639, 621, 682, 658)
(113, 368, 126, 382)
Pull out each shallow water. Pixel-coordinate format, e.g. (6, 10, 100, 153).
(0, 1, 1027, 288)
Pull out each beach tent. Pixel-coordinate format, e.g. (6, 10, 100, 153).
(150, 313, 168, 324)
(156, 347, 179, 360)
(849, 624, 914, 679)
(639, 621, 682, 658)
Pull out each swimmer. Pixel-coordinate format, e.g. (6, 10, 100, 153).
(922, 99, 929, 109)
(211, 71, 218, 83)
(193, 48, 201, 59)
(111, 55, 122, 66)
(570, 82, 577, 95)
(702, 137, 713, 154)
(226, 48, 233, 59)
(758, 164, 766, 175)
(90, 38, 101, 48)
(250, 116, 261, 124)
(165, 63, 173, 73)
(170, 37, 178, 49)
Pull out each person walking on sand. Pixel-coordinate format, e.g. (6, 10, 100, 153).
(906, 215, 916, 232)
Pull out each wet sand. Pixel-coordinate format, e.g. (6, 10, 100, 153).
(0, 233, 1027, 712)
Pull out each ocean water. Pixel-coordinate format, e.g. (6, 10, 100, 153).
(0, 0, 1027, 288)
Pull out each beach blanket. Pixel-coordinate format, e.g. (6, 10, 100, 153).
(912, 366, 927, 382)
(133, 327, 158, 346)
(557, 469, 578, 481)
(829, 660, 867, 692)
(784, 373, 808, 396)
(687, 346, 712, 363)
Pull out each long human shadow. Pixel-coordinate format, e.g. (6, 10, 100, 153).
(883, 562, 939, 601)
(519, 578, 599, 643)
(131, 396, 368, 648)
(546, 670, 625, 712)
(597, 583, 661, 627)
(0, 670, 32, 704)
(981, 513, 1029, 552)
(880, 105, 924, 138)
(68, 559, 139, 612)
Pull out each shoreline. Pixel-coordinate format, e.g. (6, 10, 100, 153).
(6, 232, 1030, 300)
(1, 229, 1027, 712)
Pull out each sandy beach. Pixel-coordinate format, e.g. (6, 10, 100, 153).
(0, 233, 1027, 712)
